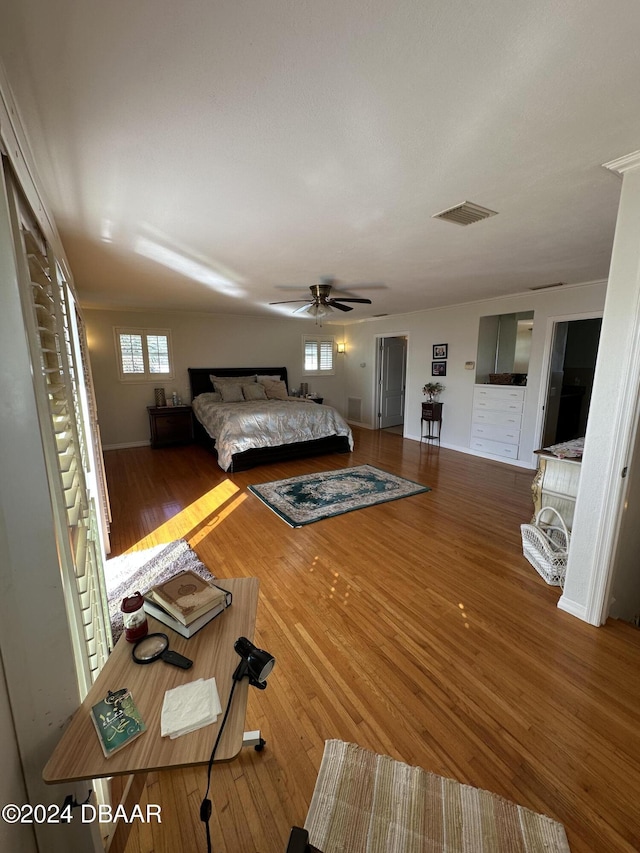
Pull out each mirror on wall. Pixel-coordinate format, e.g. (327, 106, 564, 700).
(476, 311, 534, 384)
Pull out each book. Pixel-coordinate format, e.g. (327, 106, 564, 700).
(143, 584, 232, 638)
(147, 570, 228, 625)
(90, 689, 146, 758)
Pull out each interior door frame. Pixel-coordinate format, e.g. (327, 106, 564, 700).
(532, 310, 603, 462)
(374, 331, 410, 430)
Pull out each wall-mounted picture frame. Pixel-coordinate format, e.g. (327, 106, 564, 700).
(432, 361, 447, 376)
(433, 343, 448, 360)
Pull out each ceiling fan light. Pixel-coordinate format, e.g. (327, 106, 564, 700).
(307, 303, 332, 318)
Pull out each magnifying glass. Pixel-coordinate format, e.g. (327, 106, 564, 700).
(131, 632, 193, 669)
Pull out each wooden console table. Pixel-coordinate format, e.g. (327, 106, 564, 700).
(43, 578, 259, 850)
(421, 401, 443, 443)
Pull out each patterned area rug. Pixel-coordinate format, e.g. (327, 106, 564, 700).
(305, 741, 571, 853)
(248, 465, 430, 527)
(105, 540, 214, 642)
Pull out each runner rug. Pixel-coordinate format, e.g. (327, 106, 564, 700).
(305, 740, 571, 853)
(248, 464, 430, 527)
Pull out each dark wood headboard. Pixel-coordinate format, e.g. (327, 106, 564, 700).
(188, 367, 289, 400)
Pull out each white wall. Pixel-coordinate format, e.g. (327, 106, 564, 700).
(85, 308, 347, 447)
(343, 281, 607, 466)
(561, 159, 640, 624)
(85, 282, 607, 460)
(0, 615, 36, 853)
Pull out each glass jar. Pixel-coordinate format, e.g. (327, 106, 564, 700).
(121, 592, 148, 643)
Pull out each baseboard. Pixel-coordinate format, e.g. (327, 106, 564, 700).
(103, 440, 150, 451)
(557, 594, 589, 622)
(408, 436, 534, 470)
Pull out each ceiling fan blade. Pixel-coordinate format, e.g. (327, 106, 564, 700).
(269, 299, 313, 305)
(327, 301, 354, 312)
(330, 298, 372, 304)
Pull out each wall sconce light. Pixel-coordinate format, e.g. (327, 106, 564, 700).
(336, 342, 346, 354)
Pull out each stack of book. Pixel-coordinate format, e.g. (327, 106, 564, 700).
(143, 570, 232, 638)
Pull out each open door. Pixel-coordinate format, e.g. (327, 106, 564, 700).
(541, 317, 602, 447)
(377, 336, 407, 429)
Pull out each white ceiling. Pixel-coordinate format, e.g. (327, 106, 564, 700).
(1, 0, 639, 323)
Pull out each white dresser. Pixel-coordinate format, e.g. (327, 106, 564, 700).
(470, 384, 525, 460)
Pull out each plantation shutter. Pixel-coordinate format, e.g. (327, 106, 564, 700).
(8, 174, 112, 696)
(304, 339, 319, 371)
(119, 332, 145, 373)
(304, 336, 334, 373)
(319, 339, 333, 371)
(147, 333, 170, 373)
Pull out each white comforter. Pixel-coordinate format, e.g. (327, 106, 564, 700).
(192, 395, 354, 471)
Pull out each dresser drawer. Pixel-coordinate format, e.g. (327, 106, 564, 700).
(473, 398, 524, 414)
(472, 410, 522, 428)
(471, 423, 520, 444)
(473, 385, 525, 402)
(470, 437, 519, 459)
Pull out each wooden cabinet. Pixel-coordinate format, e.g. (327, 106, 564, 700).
(421, 402, 443, 443)
(470, 385, 524, 460)
(147, 405, 194, 448)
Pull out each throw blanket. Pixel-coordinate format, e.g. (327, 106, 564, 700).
(192, 396, 353, 471)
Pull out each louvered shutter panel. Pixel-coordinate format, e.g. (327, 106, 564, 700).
(305, 339, 319, 371)
(319, 339, 334, 371)
(119, 332, 145, 373)
(11, 193, 112, 696)
(147, 333, 171, 374)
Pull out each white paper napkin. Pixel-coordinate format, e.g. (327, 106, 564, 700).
(161, 677, 222, 738)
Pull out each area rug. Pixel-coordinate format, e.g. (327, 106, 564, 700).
(305, 740, 571, 853)
(248, 465, 430, 527)
(105, 539, 215, 642)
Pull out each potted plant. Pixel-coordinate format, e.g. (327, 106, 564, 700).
(422, 381, 445, 402)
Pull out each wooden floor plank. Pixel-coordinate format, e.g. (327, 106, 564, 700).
(102, 428, 640, 853)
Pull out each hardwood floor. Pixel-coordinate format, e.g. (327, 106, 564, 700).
(104, 428, 640, 853)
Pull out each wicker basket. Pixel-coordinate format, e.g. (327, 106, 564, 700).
(520, 506, 569, 587)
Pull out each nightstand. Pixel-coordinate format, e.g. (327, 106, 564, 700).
(421, 402, 443, 443)
(147, 405, 194, 448)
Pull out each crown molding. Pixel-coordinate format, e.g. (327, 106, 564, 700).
(603, 150, 640, 175)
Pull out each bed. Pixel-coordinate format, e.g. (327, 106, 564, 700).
(188, 366, 353, 472)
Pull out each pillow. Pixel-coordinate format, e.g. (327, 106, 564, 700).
(242, 383, 268, 401)
(216, 383, 244, 403)
(260, 378, 289, 400)
(257, 374, 282, 383)
(209, 373, 256, 387)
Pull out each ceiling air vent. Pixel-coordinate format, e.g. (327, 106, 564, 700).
(529, 282, 564, 291)
(432, 201, 498, 226)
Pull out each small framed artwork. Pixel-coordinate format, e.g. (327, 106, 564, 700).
(432, 361, 447, 376)
(433, 343, 448, 360)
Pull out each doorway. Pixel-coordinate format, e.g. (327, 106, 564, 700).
(376, 336, 408, 431)
(541, 317, 603, 446)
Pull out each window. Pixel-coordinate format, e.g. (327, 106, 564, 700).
(303, 335, 335, 375)
(115, 327, 173, 381)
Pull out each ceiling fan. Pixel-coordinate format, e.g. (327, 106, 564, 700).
(270, 277, 373, 319)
